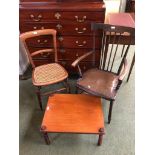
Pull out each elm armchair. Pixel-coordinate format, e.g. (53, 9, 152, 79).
(72, 23, 135, 123)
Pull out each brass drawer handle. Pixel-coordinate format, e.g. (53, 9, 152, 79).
(75, 16, 86, 23)
(75, 27, 86, 34)
(58, 37, 64, 42)
(75, 41, 86, 47)
(37, 39, 48, 44)
(33, 26, 44, 30)
(30, 14, 42, 22)
(56, 24, 62, 30)
(40, 52, 50, 58)
(54, 12, 61, 19)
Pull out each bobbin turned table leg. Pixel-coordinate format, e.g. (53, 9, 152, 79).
(97, 128, 104, 146)
(41, 125, 50, 145)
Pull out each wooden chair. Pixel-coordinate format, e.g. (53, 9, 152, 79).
(72, 23, 135, 123)
(20, 29, 70, 111)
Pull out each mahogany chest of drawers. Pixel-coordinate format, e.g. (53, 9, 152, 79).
(19, 0, 106, 74)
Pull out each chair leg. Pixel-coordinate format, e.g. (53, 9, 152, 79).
(127, 53, 135, 82)
(108, 100, 114, 124)
(36, 86, 43, 111)
(75, 86, 79, 94)
(64, 79, 70, 93)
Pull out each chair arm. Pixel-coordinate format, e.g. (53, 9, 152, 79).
(118, 58, 128, 81)
(71, 51, 94, 67)
(31, 49, 54, 57)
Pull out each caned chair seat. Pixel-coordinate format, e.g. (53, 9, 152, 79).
(32, 63, 68, 86)
(77, 68, 119, 100)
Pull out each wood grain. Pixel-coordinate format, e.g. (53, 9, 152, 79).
(41, 94, 104, 134)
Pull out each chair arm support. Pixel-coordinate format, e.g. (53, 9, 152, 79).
(118, 58, 128, 81)
(71, 51, 94, 67)
(31, 49, 54, 57)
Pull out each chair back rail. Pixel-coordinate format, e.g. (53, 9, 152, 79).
(91, 23, 135, 76)
(20, 29, 58, 68)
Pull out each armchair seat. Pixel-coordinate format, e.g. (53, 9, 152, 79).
(77, 68, 119, 100)
(32, 63, 68, 86)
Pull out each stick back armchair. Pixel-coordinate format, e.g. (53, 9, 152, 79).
(72, 23, 135, 123)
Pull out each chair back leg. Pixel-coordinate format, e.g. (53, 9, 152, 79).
(108, 100, 114, 124)
(36, 86, 43, 111)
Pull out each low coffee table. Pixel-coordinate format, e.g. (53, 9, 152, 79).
(40, 94, 105, 146)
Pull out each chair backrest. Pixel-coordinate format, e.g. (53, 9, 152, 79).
(91, 23, 135, 75)
(20, 29, 58, 68)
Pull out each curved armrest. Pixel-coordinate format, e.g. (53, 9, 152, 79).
(118, 58, 128, 81)
(31, 49, 54, 57)
(71, 51, 94, 67)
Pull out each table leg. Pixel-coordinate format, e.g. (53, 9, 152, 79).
(97, 128, 104, 146)
(127, 53, 135, 82)
(43, 132, 51, 145)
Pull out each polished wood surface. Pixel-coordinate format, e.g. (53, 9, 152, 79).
(106, 13, 135, 28)
(19, 0, 105, 73)
(41, 94, 104, 134)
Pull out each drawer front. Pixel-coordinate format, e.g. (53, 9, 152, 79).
(20, 22, 95, 36)
(59, 60, 100, 73)
(26, 47, 100, 61)
(58, 48, 100, 61)
(20, 10, 104, 22)
(57, 36, 101, 49)
(52, 11, 104, 22)
(32, 59, 54, 67)
(26, 36, 102, 49)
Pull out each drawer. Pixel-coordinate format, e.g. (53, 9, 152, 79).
(58, 48, 101, 61)
(26, 47, 101, 61)
(26, 36, 102, 49)
(32, 59, 54, 67)
(52, 11, 104, 22)
(57, 36, 102, 49)
(20, 10, 104, 22)
(59, 60, 100, 73)
(20, 22, 97, 36)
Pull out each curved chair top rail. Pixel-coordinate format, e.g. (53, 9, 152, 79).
(20, 29, 57, 41)
(91, 23, 135, 36)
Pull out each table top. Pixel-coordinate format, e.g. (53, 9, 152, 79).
(106, 13, 135, 28)
(41, 94, 104, 134)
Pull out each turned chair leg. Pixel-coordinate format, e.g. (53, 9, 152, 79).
(108, 100, 114, 124)
(36, 86, 43, 111)
(64, 79, 70, 93)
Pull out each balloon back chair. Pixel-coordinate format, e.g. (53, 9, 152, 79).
(20, 29, 70, 111)
(72, 23, 135, 123)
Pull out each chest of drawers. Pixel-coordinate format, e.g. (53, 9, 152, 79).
(19, 0, 106, 74)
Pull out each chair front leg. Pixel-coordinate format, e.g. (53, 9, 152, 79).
(36, 86, 43, 111)
(63, 79, 70, 93)
(108, 100, 114, 124)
